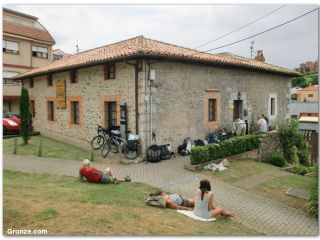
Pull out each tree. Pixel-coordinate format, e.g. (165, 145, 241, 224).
(19, 87, 33, 144)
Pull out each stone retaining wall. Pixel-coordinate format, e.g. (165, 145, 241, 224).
(259, 130, 283, 163)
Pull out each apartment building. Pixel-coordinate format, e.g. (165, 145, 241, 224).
(3, 7, 55, 113)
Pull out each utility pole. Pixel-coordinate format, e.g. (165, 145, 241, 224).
(250, 40, 254, 59)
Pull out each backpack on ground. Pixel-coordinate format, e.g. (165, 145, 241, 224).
(207, 132, 219, 144)
(159, 144, 171, 160)
(147, 145, 161, 162)
(177, 143, 188, 156)
(194, 139, 205, 146)
(144, 195, 167, 208)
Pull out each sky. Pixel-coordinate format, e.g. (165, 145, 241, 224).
(4, 3, 319, 69)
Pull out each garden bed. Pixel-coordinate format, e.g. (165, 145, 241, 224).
(184, 149, 259, 171)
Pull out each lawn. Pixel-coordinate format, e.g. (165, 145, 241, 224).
(3, 170, 260, 236)
(251, 174, 317, 212)
(201, 159, 317, 212)
(3, 135, 106, 162)
(207, 159, 279, 183)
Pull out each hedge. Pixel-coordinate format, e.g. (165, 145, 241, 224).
(190, 135, 260, 165)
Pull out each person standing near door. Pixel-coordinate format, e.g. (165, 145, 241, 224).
(232, 118, 246, 136)
(256, 115, 268, 134)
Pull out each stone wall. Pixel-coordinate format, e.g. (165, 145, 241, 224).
(259, 130, 284, 162)
(25, 59, 291, 157)
(147, 61, 291, 149)
(27, 62, 138, 150)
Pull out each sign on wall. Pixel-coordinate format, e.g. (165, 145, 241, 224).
(56, 79, 66, 109)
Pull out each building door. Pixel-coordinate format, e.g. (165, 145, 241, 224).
(233, 100, 243, 120)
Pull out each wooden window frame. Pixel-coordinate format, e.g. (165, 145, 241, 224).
(29, 78, 34, 88)
(67, 96, 83, 127)
(104, 63, 116, 80)
(208, 99, 217, 122)
(47, 73, 53, 86)
(104, 101, 117, 127)
(70, 101, 80, 125)
(270, 97, 275, 116)
(70, 70, 78, 83)
(47, 101, 54, 121)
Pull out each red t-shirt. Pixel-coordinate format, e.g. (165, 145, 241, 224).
(79, 167, 102, 183)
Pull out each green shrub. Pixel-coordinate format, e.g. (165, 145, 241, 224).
(278, 120, 309, 165)
(306, 169, 318, 218)
(190, 135, 260, 165)
(295, 165, 309, 175)
(269, 154, 287, 167)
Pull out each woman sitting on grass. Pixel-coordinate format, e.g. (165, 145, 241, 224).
(194, 179, 234, 218)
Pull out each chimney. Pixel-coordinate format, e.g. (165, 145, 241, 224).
(254, 50, 265, 62)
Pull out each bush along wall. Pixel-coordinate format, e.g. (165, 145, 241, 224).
(190, 135, 260, 165)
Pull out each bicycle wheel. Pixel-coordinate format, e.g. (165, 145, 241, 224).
(123, 144, 139, 160)
(91, 135, 105, 150)
(110, 141, 119, 153)
(101, 143, 111, 157)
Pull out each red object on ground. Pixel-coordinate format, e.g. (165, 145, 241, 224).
(79, 167, 102, 183)
(3, 116, 20, 134)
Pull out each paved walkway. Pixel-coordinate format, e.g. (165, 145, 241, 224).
(3, 154, 318, 236)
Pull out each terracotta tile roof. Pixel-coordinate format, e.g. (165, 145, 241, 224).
(15, 35, 300, 79)
(299, 116, 318, 123)
(300, 85, 318, 91)
(3, 20, 55, 44)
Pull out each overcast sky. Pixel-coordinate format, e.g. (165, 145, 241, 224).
(5, 4, 318, 69)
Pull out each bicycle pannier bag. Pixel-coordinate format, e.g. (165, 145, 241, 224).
(127, 140, 139, 151)
(147, 145, 161, 162)
(159, 145, 171, 160)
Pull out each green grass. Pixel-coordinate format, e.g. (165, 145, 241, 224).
(3, 170, 260, 236)
(201, 159, 317, 212)
(252, 174, 317, 212)
(35, 208, 58, 220)
(3, 135, 105, 162)
(207, 159, 278, 183)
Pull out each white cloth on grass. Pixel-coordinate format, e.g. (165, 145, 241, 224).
(177, 210, 216, 222)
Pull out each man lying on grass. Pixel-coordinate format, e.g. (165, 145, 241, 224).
(150, 190, 195, 210)
(79, 159, 131, 184)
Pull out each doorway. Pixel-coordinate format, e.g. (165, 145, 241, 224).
(233, 100, 243, 120)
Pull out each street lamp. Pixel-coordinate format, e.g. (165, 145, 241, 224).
(237, 92, 242, 100)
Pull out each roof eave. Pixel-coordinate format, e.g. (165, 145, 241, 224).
(14, 52, 300, 80)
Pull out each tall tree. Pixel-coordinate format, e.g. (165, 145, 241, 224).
(19, 87, 33, 144)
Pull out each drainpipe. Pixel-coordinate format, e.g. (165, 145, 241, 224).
(125, 59, 140, 135)
(144, 60, 148, 157)
(147, 60, 161, 146)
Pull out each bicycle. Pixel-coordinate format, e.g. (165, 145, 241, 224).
(90, 125, 109, 150)
(101, 131, 140, 160)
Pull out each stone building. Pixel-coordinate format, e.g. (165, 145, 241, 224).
(15, 36, 300, 154)
(3, 7, 55, 113)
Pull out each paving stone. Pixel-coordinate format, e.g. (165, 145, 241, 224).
(286, 187, 310, 200)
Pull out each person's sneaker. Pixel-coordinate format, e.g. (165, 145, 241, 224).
(124, 176, 131, 182)
(112, 178, 119, 184)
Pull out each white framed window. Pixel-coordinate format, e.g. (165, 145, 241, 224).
(3, 40, 19, 54)
(268, 93, 278, 120)
(32, 46, 48, 58)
